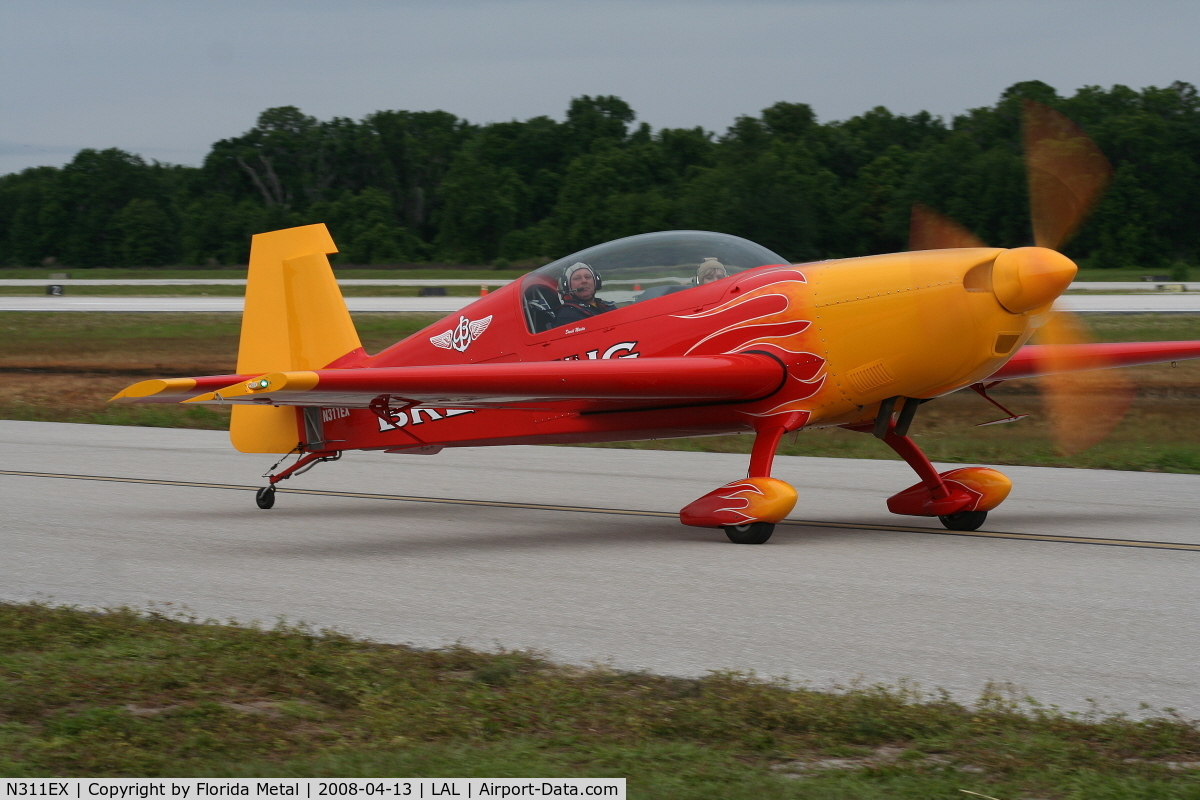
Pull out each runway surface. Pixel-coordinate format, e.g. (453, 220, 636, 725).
(5, 294, 1200, 313)
(3, 420, 1199, 716)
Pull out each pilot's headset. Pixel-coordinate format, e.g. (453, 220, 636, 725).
(559, 262, 603, 297)
(694, 257, 727, 285)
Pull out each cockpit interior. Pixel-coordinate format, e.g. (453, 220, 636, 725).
(521, 230, 789, 333)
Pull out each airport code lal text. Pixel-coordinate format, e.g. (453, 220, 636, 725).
(4, 781, 623, 800)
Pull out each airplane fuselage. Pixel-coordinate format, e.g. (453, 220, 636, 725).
(311, 246, 1059, 453)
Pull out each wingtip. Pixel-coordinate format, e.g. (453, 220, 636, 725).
(108, 378, 197, 403)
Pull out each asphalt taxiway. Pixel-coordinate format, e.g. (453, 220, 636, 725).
(3, 420, 1198, 716)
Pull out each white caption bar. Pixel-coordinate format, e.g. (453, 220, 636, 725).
(3, 780, 625, 800)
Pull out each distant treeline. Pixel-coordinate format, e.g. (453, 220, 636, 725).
(2, 80, 1198, 269)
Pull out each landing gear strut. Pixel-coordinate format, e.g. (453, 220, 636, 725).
(255, 448, 341, 509)
(680, 412, 806, 544)
(853, 398, 1011, 528)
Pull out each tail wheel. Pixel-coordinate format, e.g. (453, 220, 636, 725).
(255, 486, 276, 510)
(723, 522, 775, 544)
(938, 510, 987, 531)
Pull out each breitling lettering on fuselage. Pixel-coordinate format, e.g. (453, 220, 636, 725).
(377, 407, 474, 432)
(557, 341, 640, 361)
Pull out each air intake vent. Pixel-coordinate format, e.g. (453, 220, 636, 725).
(846, 360, 895, 394)
(964, 261, 993, 292)
(993, 332, 1021, 355)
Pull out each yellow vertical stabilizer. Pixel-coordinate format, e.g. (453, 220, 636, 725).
(230, 224, 361, 453)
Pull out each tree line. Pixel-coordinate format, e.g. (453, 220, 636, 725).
(1, 80, 1197, 270)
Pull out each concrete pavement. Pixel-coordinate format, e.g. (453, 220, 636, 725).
(3, 420, 1198, 717)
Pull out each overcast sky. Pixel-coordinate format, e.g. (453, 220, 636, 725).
(1, 0, 1196, 176)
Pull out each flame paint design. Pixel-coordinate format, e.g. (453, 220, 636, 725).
(677, 272, 812, 356)
(679, 477, 798, 527)
(941, 467, 1012, 512)
(675, 270, 830, 422)
(886, 467, 1012, 516)
(747, 374, 827, 418)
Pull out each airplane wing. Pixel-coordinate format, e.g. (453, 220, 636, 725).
(111, 354, 787, 411)
(988, 341, 1200, 381)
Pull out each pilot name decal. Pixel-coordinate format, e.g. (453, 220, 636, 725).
(377, 407, 474, 432)
(557, 341, 640, 361)
(430, 315, 493, 352)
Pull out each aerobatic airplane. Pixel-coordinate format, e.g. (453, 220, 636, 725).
(112, 102, 1200, 543)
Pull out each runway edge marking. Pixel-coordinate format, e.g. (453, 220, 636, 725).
(4, 468, 1198, 552)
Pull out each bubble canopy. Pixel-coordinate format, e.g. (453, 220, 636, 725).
(521, 230, 789, 333)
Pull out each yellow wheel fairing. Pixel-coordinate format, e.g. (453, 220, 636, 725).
(940, 467, 1013, 512)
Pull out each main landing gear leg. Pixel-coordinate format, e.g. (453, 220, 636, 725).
(880, 425, 951, 501)
(680, 413, 805, 545)
(256, 449, 342, 510)
(747, 422, 788, 479)
(876, 419, 1009, 532)
(724, 424, 789, 544)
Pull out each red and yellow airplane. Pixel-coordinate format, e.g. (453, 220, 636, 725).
(111, 102, 1200, 543)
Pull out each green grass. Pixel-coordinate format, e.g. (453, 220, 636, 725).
(0, 313, 448, 432)
(3, 603, 1199, 796)
(1073, 314, 1200, 341)
(0, 311, 445, 364)
(0, 402, 232, 429)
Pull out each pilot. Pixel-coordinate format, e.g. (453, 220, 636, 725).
(696, 258, 728, 284)
(553, 262, 616, 326)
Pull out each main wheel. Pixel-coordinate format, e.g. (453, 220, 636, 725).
(723, 521, 775, 544)
(255, 486, 276, 510)
(938, 510, 986, 531)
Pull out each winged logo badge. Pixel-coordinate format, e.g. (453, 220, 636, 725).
(430, 315, 493, 353)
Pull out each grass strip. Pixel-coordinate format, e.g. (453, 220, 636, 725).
(2, 603, 1199, 797)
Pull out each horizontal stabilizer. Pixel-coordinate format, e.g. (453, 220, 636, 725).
(989, 341, 1200, 381)
(110, 374, 249, 404)
(162, 353, 786, 410)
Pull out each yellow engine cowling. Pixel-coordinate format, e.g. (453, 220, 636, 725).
(802, 247, 1074, 427)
